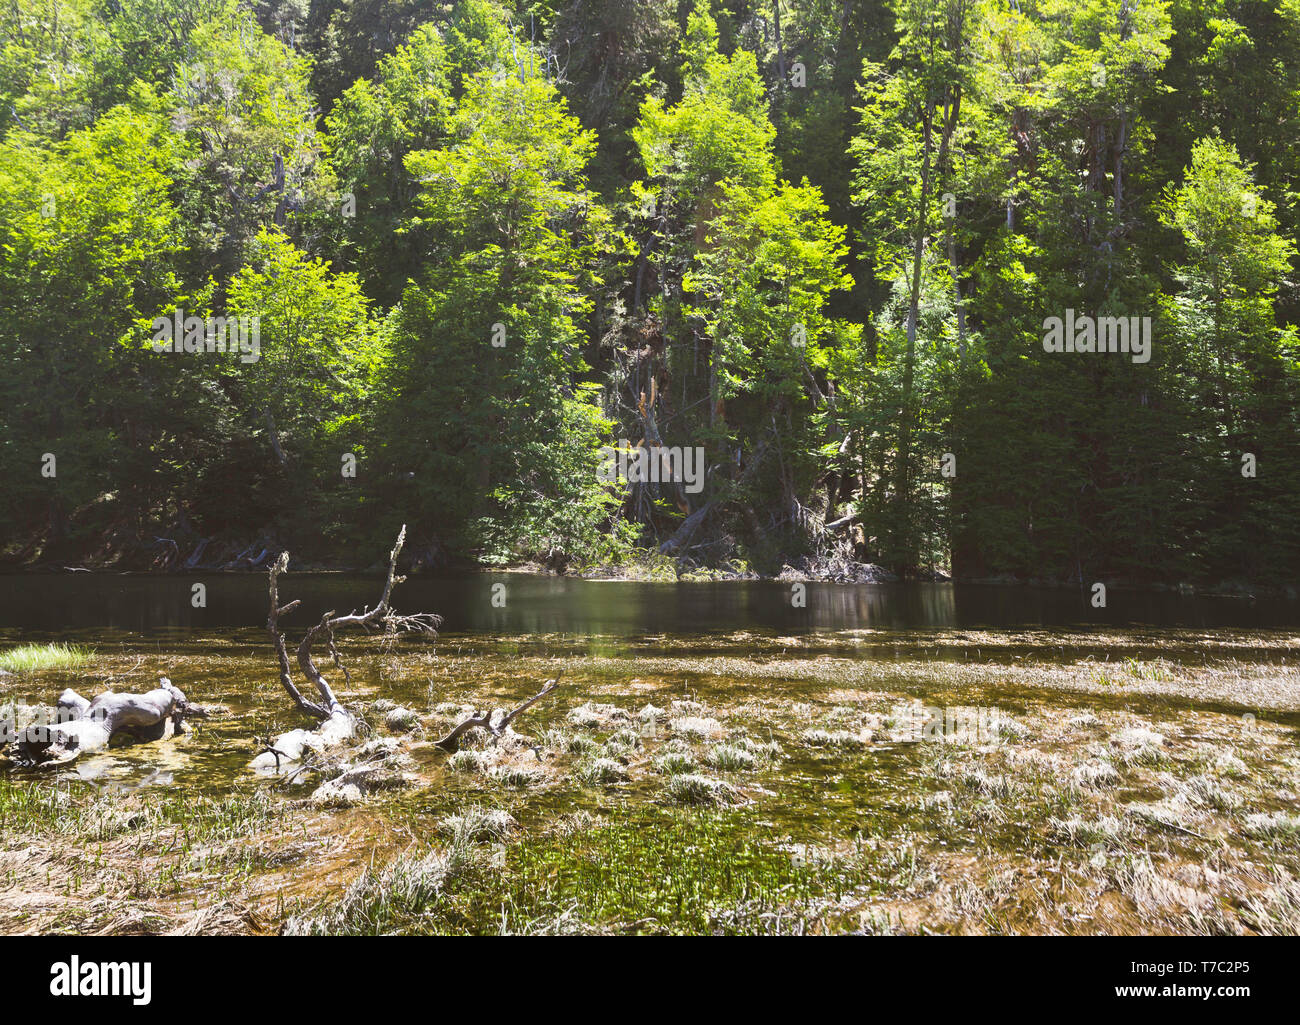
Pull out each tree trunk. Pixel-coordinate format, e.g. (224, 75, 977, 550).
(260, 527, 441, 767)
(897, 103, 935, 573)
(6, 678, 206, 767)
(774, 1, 785, 83)
(265, 408, 287, 467)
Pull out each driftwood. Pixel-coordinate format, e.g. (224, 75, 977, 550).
(5, 676, 207, 767)
(268, 525, 440, 724)
(256, 527, 565, 779)
(434, 672, 564, 753)
(259, 526, 441, 767)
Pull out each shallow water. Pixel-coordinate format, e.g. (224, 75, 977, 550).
(1, 568, 1297, 796)
(1, 573, 1297, 635)
(3, 576, 1298, 934)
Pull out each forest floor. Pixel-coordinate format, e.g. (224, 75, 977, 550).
(1, 628, 1298, 935)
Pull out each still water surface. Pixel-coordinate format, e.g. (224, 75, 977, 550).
(1, 574, 1296, 637)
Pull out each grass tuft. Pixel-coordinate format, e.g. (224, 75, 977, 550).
(0, 642, 92, 674)
(575, 758, 629, 786)
(663, 773, 743, 806)
(704, 744, 757, 771)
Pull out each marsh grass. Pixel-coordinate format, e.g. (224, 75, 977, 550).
(703, 744, 757, 771)
(1070, 761, 1120, 790)
(489, 763, 546, 788)
(1242, 811, 1300, 840)
(0, 643, 91, 674)
(1047, 814, 1127, 847)
(440, 806, 517, 843)
(384, 707, 420, 733)
(663, 773, 742, 806)
(574, 757, 629, 786)
(5, 626, 1300, 935)
(800, 728, 868, 750)
(1123, 658, 1177, 682)
(654, 751, 697, 775)
(1240, 874, 1300, 935)
(447, 750, 487, 773)
(0, 778, 277, 846)
(280, 805, 885, 935)
(285, 840, 474, 935)
(0, 777, 288, 923)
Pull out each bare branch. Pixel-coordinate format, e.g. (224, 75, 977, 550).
(267, 551, 330, 720)
(435, 672, 564, 753)
(267, 526, 442, 725)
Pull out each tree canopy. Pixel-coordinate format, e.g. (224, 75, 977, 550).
(2, 0, 1297, 588)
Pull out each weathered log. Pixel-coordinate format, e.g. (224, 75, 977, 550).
(10, 676, 207, 767)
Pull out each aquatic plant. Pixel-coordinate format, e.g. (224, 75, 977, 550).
(0, 643, 92, 673)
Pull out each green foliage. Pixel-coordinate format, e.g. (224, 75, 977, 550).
(374, 59, 622, 564)
(321, 2, 515, 303)
(0, 97, 185, 545)
(0, 0, 1298, 587)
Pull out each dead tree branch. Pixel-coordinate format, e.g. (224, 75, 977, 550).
(435, 672, 564, 753)
(267, 525, 442, 725)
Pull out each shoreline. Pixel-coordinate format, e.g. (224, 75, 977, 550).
(0, 559, 1293, 602)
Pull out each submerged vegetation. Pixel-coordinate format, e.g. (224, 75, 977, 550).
(2, 626, 1298, 935)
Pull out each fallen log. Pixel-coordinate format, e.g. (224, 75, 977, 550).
(7, 676, 208, 767)
(658, 438, 770, 558)
(657, 501, 714, 557)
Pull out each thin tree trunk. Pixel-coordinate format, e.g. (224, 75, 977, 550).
(265, 409, 287, 467)
(774, 0, 785, 83)
(897, 104, 935, 572)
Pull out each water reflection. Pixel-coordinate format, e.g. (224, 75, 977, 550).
(0, 573, 1294, 636)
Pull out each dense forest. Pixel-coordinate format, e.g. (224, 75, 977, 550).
(1, 0, 1298, 588)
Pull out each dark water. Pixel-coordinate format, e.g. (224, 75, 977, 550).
(0, 573, 1295, 637)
